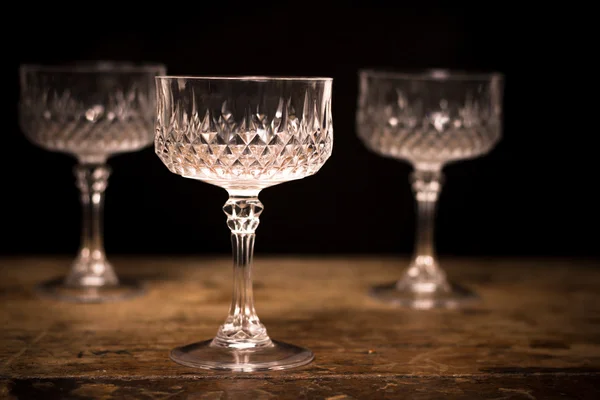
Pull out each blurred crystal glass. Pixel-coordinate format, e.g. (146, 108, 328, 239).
(357, 69, 504, 309)
(155, 75, 333, 371)
(19, 61, 166, 302)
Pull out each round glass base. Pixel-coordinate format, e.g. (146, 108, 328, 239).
(370, 281, 478, 309)
(170, 339, 314, 372)
(35, 277, 145, 303)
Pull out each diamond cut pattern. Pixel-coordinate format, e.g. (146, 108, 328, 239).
(357, 77, 502, 165)
(155, 83, 333, 189)
(19, 69, 160, 160)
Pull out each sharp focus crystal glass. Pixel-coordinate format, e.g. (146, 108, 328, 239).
(357, 69, 503, 309)
(155, 76, 333, 371)
(19, 62, 166, 303)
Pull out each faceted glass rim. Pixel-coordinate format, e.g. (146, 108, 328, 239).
(20, 61, 166, 74)
(359, 68, 503, 81)
(156, 75, 333, 82)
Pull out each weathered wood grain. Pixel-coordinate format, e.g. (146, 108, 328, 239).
(3, 375, 600, 400)
(1, 256, 599, 399)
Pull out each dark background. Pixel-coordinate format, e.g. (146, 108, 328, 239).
(3, 3, 596, 258)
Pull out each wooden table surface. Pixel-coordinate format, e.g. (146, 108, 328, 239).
(1, 256, 599, 399)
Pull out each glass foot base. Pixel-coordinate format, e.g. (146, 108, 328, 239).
(369, 281, 478, 309)
(170, 339, 314, 372)
(35, 277, 145, 303)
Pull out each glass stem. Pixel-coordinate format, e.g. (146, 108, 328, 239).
(213, 193, 271, 349)
(65, 164, 117, 287)
(401, 168, 449, 292)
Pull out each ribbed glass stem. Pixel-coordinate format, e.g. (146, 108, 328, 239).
(399, 168, 449, 293)
(65, 164, 117, 287)
(213, 194, 271, 349)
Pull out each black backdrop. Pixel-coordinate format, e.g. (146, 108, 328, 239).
(4, 3, 597, 257)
